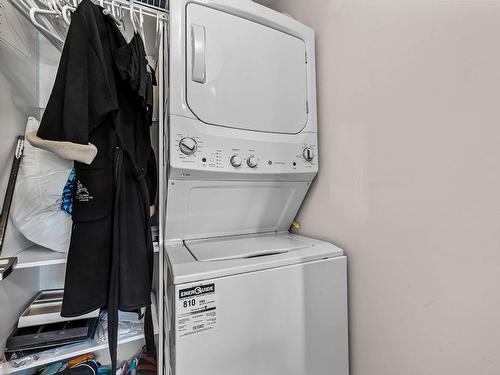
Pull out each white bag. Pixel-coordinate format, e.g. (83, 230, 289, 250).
(10, 117, 73, 253)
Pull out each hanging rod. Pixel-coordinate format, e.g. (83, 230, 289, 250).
(129, 0, 168, 16)
(9, 0, 168, 51)
(99, 0, 168, 18)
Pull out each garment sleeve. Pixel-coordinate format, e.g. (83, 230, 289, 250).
(27, 11, 114, 164)
(39, 15, 89, 145)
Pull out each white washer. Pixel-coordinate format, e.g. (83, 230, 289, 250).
(165, 232, 348, 375)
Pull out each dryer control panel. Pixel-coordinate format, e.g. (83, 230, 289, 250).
(169, 116, 318, 181)
(173, 135, 317, 170)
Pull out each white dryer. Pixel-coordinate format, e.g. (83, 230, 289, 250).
(165, 0, 348, 374)
(166, 0, 318, 242)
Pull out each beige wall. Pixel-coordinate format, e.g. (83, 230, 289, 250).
(266, 1, 500, 374)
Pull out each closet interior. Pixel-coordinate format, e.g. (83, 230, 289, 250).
(0, 0, 168, 373)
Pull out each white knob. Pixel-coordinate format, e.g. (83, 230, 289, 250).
(179, 137, 197, 155)
(247, 156, 258, 168)
(230, 155, 242, 168)
(303, 147, 315, 162)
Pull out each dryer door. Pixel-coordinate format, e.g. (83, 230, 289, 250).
(186, 4, 308, 134)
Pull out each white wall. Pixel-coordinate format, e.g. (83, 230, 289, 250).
(0, 0, 41, 350)
(0, 0, 39, 256)
(263, 1, 500, 374)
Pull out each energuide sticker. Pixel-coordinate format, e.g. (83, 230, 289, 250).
(177, 283, 216, 338)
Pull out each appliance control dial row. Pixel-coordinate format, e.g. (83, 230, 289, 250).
(179, 137, 198, 155)
(230, 155, 242, 168)
(303, 146, 315, 162)
(247, 156, 258, 168)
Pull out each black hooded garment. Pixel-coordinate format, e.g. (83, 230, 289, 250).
(29, 0, 157, 370)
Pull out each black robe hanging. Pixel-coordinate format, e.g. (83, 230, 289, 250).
(27, 0, 156, 370)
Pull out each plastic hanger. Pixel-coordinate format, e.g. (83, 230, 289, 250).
(118, 3, 125, 31)
(106, 0, 122, 29)
(27, 0, 58, 31)
(61, 0, 76, 25)
(110, 1, 116, 19)
(139, 7, 145, 42)
(101, 0, 121, 27)
(129, 0, 137, 33)
(48, 0, 63, 16)
(154, 13, 161, 56)
(27, 0, 62, 34)
(29, 6, 65, 44)
(61, 5, 73, 24)
(34, 0, 62, 28)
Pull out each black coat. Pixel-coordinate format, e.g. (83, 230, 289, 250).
(32, 0, 156, 369)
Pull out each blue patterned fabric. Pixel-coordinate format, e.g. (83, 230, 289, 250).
(61, 168, 75, 214)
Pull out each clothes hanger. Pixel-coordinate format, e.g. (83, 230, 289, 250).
(33, 0, 63, 29)
(110, 1, 117, 20)
(118, 3, 125, 31)
(29, 6, 65, 44)
(154, 13, 161, 57)
(101, 0, 121, 27)
(61, 4, 73, 24)
(30, 0, 61, 32)
(108, 0, 123, 29)
(129, 0, 137, 34)
(61, 0, 76, 24)
(57, 0, 68, 15)
(138, 7, 145, 42)
(48, 0, 63, 16)
(21, 0, 60, 35)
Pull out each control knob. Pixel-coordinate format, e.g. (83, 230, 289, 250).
(179, 137, 197, 155)
(230, 155, 242, 168)
(247, 156, 258, 168)
(303, 147, 315, 162)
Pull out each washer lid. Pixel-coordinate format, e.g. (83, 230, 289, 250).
(167, 233, 344, 284)
(185, 233, 314, 262)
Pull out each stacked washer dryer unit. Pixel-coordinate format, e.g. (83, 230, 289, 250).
(165, 0, 348, 374)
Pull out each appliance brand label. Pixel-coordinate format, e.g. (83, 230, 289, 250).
(176, 283, 216, 338)
(179, 284, 215, 298)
